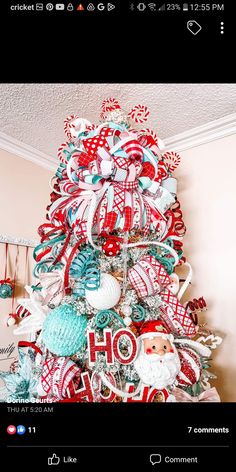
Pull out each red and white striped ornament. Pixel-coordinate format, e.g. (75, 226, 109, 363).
(64, 115, 92, 140)
(57, 142, 70, 164)
(160, 289, 197, 337)
(128, 255, 171, 298)
(139, 128, 159, 146)
(15, 304, 31, 320)
(121, 139, 143, 160)
(162, 151, 181, 173)
(101, 97, 121, 113)
(101, 98, 121, 119)
(128, 104, 150, 124)
(64, 115, 79, 140)
(177, 347, 202, 386)
(7, 303, 31, 326)
(39, 356, 81, 400)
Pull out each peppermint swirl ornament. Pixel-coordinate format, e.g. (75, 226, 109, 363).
(128, 104, 150, 123)
(101, 97, 121, 114)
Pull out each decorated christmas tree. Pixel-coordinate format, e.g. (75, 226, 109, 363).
(0, 99, 222, 403)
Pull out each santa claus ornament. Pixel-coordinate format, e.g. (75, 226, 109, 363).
(7, 98, 222, 403)
(133, 321, 181, 390)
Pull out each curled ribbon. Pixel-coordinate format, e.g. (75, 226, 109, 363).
(163, 200, 186, 240)
(33, 223, 70, 277)
(70, 246, 100, 297)
(95, 310, 125, 329)
(172, 387, 220, 402)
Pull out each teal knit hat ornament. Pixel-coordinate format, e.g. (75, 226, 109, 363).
(42, 304, 88, 356)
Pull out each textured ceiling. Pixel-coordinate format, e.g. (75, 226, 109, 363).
(1, 83, 236, 158)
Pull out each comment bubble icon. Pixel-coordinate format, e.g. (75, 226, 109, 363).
(150, 454, 162, 465)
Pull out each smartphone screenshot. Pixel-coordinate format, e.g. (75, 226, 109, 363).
(0, 1, 235, 469)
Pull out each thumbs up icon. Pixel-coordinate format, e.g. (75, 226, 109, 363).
(48, 453, 60, 466)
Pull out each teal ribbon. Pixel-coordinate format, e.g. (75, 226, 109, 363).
(70, 246, 100, 297)
(56, 162, 66, 180)
(33, 235, 65, 262)
(33, 235, 66, 278)
(95, 310, 125, 329)
(131, 304, 145, 323)
(62, 142, 79, 162)
(33, 259, 64, 278)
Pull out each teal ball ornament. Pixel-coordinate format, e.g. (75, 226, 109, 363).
(0, 282, 13, 299)
(42, 304, 88, 356)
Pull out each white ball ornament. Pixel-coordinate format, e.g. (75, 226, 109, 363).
(122, 305, 132, 317)
(124, 316, 132, 327)
(85, 273, 121, 310)
(7, 316, 16, 327)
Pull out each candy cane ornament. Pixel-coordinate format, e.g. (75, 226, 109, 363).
(162, 151, 181, 173)
(64, 115, 92, 140)
(139, 127, 159, 145)
(57, 142, 71, 164)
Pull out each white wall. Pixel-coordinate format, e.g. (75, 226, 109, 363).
(0, 150, 53, 379)
(176, 134, 236, 401)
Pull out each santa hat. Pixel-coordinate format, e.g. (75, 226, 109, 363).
(139, 320, 174, 342)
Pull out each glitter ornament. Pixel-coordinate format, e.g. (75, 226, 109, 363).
(177, 347, 202, 386)
(102, 239, 121, 257)
(85, 273, 121, 310)
(42, 304, 88, 356)
(0, 281, 13, 299)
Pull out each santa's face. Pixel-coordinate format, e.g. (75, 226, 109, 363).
(134, 335, 181, 389)
(143, 337, 173, 356)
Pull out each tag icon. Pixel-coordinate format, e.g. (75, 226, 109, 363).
(187, 20, 202, 35)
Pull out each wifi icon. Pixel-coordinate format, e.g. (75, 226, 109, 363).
(148, 2, 156, 10)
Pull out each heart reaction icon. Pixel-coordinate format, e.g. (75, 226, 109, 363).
(7, 425, 16, 435)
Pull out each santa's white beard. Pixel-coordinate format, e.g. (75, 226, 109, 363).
(134, 347, 181, 389)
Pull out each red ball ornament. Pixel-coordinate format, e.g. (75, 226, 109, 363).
(102, 239, 121, 257)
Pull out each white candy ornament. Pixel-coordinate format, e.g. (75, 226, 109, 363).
(124, 317, 132, 326)
(121, 304, 132, 326)
(7, 315, 17, 326)
(85, 273, 121, 310)
(167, 273, 180, 295)
(122, 305, 132, 317)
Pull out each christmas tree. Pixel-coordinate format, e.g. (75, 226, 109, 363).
(0, 99, 222, 403)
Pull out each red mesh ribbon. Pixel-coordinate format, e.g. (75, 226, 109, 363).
(163, 200, 186, 240)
